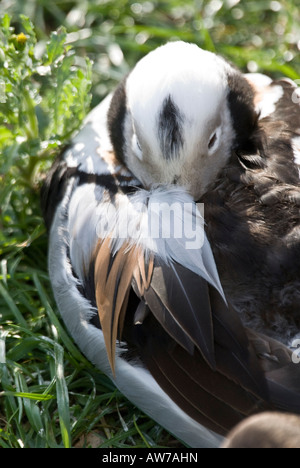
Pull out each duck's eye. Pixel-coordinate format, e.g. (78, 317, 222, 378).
(132, 134, 143, 161)
(208, 132, 217, 150)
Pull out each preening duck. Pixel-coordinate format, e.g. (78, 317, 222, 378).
(41, 42, 300, 448)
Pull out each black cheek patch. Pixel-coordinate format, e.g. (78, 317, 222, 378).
(158, 95, 185, 160)
(107, 76, 128, 163)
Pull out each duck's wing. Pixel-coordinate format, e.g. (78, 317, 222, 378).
(62, 166, 269, 430)
(69, 186, 275, 431)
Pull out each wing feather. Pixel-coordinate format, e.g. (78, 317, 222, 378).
(146, 261, 215, 368)
(94, 240, 138, 373)
(134, 312, 269, 435)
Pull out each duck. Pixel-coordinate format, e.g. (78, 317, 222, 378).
(41, 41, 300, 448)
(221, 412, 300, 448)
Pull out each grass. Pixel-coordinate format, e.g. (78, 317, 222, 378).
(0, 0, 299, 449)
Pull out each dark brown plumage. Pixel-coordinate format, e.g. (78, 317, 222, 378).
(202, 78, 300, 344)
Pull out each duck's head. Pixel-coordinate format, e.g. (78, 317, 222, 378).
(108, 41, 259, 200)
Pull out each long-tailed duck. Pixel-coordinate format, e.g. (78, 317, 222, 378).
(41, 42, 300, 448)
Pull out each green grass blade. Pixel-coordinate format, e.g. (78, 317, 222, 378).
(2, 392, 54, 401)
(0, 329, 8, 363)
(14, 371, 45, 437)
(0, 283, 28, 329)
(32, 273, 88, 363)
(54, 342, 71, 448)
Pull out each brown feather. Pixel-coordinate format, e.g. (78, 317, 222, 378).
(94, 237, 118, 372)
(109, 246, 139, 357)
(135, 312, 269, 435)
(144, 261, 216, 367)
(138, 254, 154, 291)
(134, 254, 154, 295)
(118, 287, 131, 340)
(94, 240, 154, 374)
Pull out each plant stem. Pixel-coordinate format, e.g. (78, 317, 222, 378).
(22, 87, 39, 140)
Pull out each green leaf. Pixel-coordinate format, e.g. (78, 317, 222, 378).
(0, 282, 29, 329)
(0, 127, 13, 143)
(3, 391, 54, 401)
(6, 336, 41, 361)
(0, 80, 6, 103)
(46, 27, 68, 65)
(54, 343, 71, 448)
(15, 371, 45, 435)
(1, 13, 11, 31)
(19, 15, 36, 40)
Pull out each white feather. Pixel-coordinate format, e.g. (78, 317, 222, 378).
(244, 73, 273, 88)
(126, 42, 231, 142)
(292, 136, 300, 179)
(64, 94, 134, 178)
(68, 183, 225, 300)
(68, 183, 104, 282)
(257, 85, 284, 120)
(245, 73, 284, 120)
